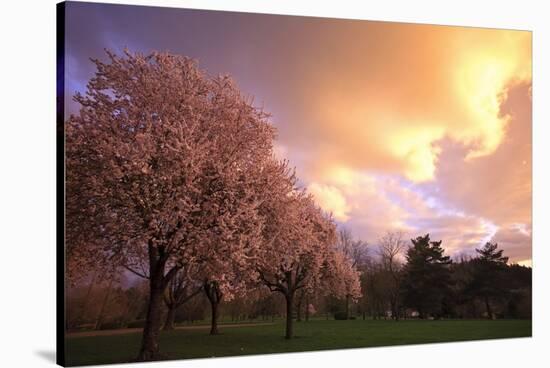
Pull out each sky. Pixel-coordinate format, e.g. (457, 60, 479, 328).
(64, 2, 532, 265)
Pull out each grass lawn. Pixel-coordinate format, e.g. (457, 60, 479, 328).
(65, 319, 531, 366)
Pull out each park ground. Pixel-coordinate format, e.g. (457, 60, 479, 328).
(65, 319, 531, 366)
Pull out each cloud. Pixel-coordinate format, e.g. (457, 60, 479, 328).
(299, 77, 532, 264)
(306, 170, 421, 239)
(304, 166, 528, 262)
(308, 182, 350, 222)
(306, 170, 475, 248)
(489, 223, 532, 265)
(432, 82, 532, 226)
(276, 24, 531, 183)
(407, 214, 498, 258)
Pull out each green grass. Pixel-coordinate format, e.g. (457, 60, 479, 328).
(65, 319, 531, 366)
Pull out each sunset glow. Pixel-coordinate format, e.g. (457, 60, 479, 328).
(65, 3, 532, 264)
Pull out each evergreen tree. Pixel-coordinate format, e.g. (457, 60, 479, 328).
(401, 234, 452, 318)
(476, 242, 509, 265)
(467, 242, 509, 319)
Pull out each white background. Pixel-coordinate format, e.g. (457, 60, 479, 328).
(0, 0, 548, 367)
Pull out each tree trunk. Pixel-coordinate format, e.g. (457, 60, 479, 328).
(471, 300, 478, 318)
(210, 300, 220, 334)
(163, 306, 177, 331)
(395, 301, 400, 321)
(296, 299, 302, 322)
(305, 295, 310, 322)
(93, 278, 113, 330)
(285, 292, 294, 339)
(138, 279, 165, 361)
(390, 296, 400, 321)
(345, 295, 350, 320)
(204, 280, 223, 335)
(485, 296, 493, 320)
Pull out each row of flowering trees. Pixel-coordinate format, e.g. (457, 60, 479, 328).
(66, 50, 361, 360)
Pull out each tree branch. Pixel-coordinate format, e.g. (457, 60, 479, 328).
(123, 265, 149, 279)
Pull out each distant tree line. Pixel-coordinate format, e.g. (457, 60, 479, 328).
(358, 234, 531, 320)
(67, 231, 531, 338)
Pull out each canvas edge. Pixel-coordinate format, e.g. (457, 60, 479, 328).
(56, 1, 67, 367)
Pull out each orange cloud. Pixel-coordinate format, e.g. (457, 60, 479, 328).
(278, 24, 531, 183)
(308, 182, 351, 222)
(274, 23, 531, 263)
